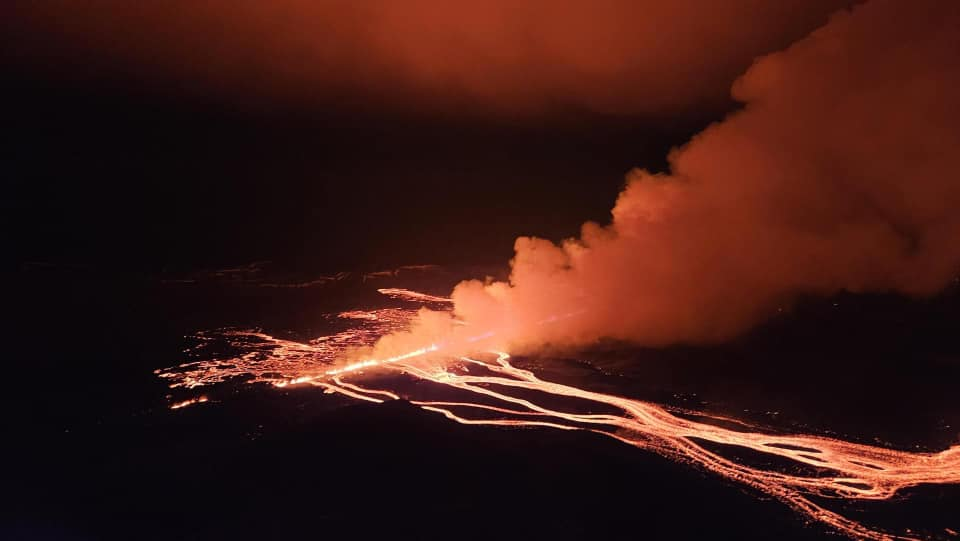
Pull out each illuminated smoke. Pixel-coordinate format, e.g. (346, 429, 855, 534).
(4, 0, 847, 113)
(447, 0, 960, 350)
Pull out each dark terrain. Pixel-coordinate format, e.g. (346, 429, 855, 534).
(5, 264, 959, 540)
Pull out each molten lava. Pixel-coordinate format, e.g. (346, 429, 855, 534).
(169, 395, 208, 409)
(156, 290, 960, 540)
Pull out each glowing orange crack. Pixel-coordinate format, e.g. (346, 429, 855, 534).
(376, 288, 452, 304)
(156, 301, 960, 540)
(170, 396, 208, 410)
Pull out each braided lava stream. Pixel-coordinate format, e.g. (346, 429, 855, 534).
(156, 288, 960, 540)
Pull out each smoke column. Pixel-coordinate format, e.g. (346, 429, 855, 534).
(441, 0, 960, 351)
(9, 0, 957, 353)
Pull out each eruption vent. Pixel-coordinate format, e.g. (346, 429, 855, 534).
(157, 288, 960, 540)
(153, 2, 960, 538)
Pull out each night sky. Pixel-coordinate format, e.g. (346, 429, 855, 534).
(5, 1, 847, 272)
(6, 3, 960, 541)
(7, 79, 708, 270)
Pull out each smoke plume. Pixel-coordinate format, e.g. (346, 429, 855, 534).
(434, 0, 960, 352)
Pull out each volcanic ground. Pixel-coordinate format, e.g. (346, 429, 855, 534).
(6, 263, 960, 540)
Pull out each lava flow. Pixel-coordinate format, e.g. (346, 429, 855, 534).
(156, 290, 960, 541)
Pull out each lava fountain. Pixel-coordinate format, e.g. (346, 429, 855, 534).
(156, 288, 960, 540)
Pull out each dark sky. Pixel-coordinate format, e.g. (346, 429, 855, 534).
(5, 1, 851, 272)
(8, 7, 960, 541)
(7, 81, 706, 271)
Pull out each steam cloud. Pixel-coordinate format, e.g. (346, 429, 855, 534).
(9, 1, 958, 353)
(439, 0, 960, 351)
(4, 0, 846, 113)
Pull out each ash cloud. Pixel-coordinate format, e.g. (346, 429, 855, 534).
(4, 0, 847, 114)
(445, 0, 960, 350)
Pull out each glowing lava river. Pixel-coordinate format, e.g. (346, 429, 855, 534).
(156, 288, 960, 540)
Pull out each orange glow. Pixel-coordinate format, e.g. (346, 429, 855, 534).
(4, 1, 851, 114)
(376, 288, 452, 304)
(156, 291, 960, 540)
(169, 396, 208, 410)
